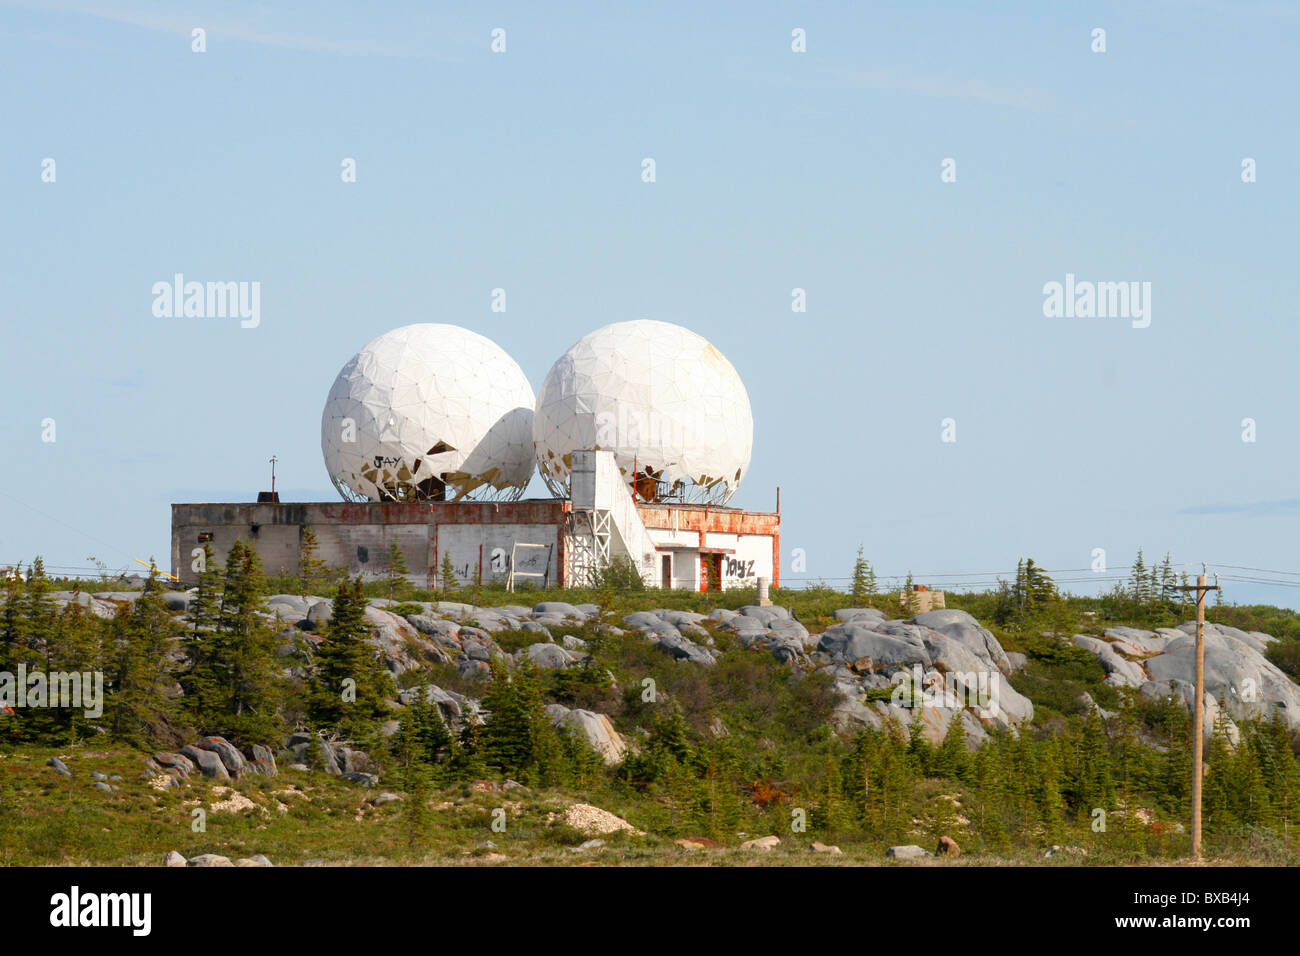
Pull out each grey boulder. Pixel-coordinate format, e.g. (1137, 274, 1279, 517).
(180, 745, 230, 780)
(196, 736, 246, 776)
(524, 642, 576, 669)
(886, 845, 931, 860)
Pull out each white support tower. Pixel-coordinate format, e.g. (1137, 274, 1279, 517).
(566, 509, 610, 587)
(567, 449, 656, 586)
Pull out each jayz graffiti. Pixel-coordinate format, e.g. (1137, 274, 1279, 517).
(726, 558, 755, 579)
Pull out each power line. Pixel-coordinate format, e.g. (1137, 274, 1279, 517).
(0, 486, 133, 562)
(1206, 563, 1300, 578)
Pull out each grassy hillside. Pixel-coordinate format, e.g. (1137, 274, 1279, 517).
(2, 558, 1298, 866)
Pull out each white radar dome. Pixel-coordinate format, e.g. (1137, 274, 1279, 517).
(534, 319, 753, 505)
(322, 324, 535, 502)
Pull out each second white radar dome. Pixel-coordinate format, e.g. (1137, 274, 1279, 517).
(533, 319, 753, 504)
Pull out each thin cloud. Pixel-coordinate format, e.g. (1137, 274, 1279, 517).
(828, 65, 1056, 113)
(1152, 0, 1300, 23)
(3, 0, 430, 58)
(1180, 498, 1300, 517)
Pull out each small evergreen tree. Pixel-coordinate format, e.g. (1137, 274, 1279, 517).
(1157, 553, 1176, 606)
(812, 751, 852, 833)
(1024, 559, 1057, 607)
(850, 546, 875, 607)
(386, 539, 409, 601)
(309, 577, 392, 735)
(1039, 739, 1065, 844)
(298, 527, 330, 597)
(0, 567, 25, 675)
(440, 552, 458, 596)
(450, 715, 487, 780)
(1129, 549, 1150, 607)
(479, 657, 555, 781)
(180, 540, 285, 743)
(21, 558, 58, 673)
(187, 543, 222, 638)
(900, 571, 916, 616)
(395, 689, 454, 771)
(934, 713, 969, 780)
(108, 569, 185, 746)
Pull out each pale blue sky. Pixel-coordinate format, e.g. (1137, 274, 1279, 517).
(2, 1, 1298, 605)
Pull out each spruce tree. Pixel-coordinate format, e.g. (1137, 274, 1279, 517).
(1076, 712, 1116, 813)
(44, 598, 102, 742)
(401, 755, 435, 852)
(222, 542, 284, 740)
(1159, 705, 1192, 819)
(934, 713, 969, 780)
(1158, 553, 1176, 606)
(480, 656, 552, 780)
(22, 557, 58, 667)
(1260, 713, 1300, 837)
(1024, 560, 1057, 607)
(440, 552, 458, 595)
(0, 567, 24, 674)
(181, 540, 284, 743)
(396, 689, 454, 770)
(1039, 738, 1066, 844)
(310, 577, 391, 734)
(386, 538, 410, 601)
(850, 546, 873, 607)
(1129, 550, 1149, 607)
(1202, 719, 1236, 829)
(108, 569, 184, 747)
(298, 527, 330, 597)
(649, 705, 695, 769)
(813, 751, 852, 833)
(900, 571, 916, 617)
(1224, 724, 1272, 828)
(187, 542, 222, 638)
(1012, 559, 1027, 614)
(450, 714, 487, 780)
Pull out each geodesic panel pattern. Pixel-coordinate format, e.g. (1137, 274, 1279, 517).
(534, 320, 754, 504)
(321, 324, 536, 502)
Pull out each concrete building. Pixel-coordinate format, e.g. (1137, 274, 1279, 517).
(171, 450, 779, 591)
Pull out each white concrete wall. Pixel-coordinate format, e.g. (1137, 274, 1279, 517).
(646, 528, 700, 548)
(434, 523, 560, 588)
(699, 532, 774, 589)
(673, 551, 700, 590)
(644, 527, 774, 590)
(331, 524, 430, 583)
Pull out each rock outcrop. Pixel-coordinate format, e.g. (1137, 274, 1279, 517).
(809, 608, 1032, 746)
(545, 704, 627, 764)
(1065, 622, 1300, 732)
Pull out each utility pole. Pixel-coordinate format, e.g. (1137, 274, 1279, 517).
(1176, 569, 1220, 861)
(270, 455, 278, 495)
